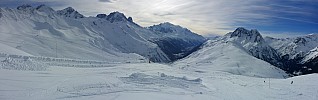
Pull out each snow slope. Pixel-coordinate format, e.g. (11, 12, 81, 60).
(0, 42, 32, 56)
(0, 57, 317, 100)
(174, 39, 288, 78)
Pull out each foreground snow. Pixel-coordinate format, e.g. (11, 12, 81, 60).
(1, 57, 317, 100)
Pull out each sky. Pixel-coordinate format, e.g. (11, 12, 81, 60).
(0, 0, 317, 37)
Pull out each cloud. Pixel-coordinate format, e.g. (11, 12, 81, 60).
(0, 0, 66, 8)
(262, 32, 312, 38)
(0, 0, 316, 35)
(99, 0, 111, 2)
(98, 0, 118, 3)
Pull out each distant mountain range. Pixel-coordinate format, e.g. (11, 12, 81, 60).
(0, 4, 317, 76)
(265, 34, 318, 75)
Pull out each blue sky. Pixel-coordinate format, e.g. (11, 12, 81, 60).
(0, 0, 317, 37)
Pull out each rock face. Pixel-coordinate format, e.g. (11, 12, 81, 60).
(96, 14, 107, 18)
(127, 17, 133, 22)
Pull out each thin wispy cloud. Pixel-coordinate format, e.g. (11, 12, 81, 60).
(0, 0, 317, 36)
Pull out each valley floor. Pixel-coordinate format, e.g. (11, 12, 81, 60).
(0, 57, 318, 100)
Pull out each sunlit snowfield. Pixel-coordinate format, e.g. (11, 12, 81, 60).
(0, 56, 317, 100)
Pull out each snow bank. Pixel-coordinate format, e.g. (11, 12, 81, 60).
(0, 57, 47, 71)
(121, 72, 205, 92)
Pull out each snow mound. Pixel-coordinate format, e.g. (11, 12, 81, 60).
(121, 73, 205, 93)
(56, 72, 205, 99)
(0, 56, 47, 71)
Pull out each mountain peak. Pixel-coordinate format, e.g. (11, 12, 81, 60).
(17, 4, 33, 10)
(229, 27, 264, 43)
(36, 4, 54, 13)
(64, 7, 75, 12)
(148, 22, 190, 33)
(57, 7, 84, 19)
(148, 22, 205, 41)
(96, 14, 107, 18)
(160, 22, 174, 26)
(235, 27, 249, 32)
(148, 22, 178, 33)
(17, 4, 32, 9)
(106, 11, 129, 23)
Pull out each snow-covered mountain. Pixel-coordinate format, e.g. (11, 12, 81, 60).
(265, 34, 318, 75)
(222, 28, 282, 68)
(302, 47, 318, 64)
(0, 5, 153, 62)
(0, 5, 205, 62)
(301, 47, 318, 74)
(265, 34, 318, 60)
(174, 28, 288, 78)
(148, 22, 206, 61)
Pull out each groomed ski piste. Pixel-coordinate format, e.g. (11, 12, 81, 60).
(1, 51, 318, 100)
